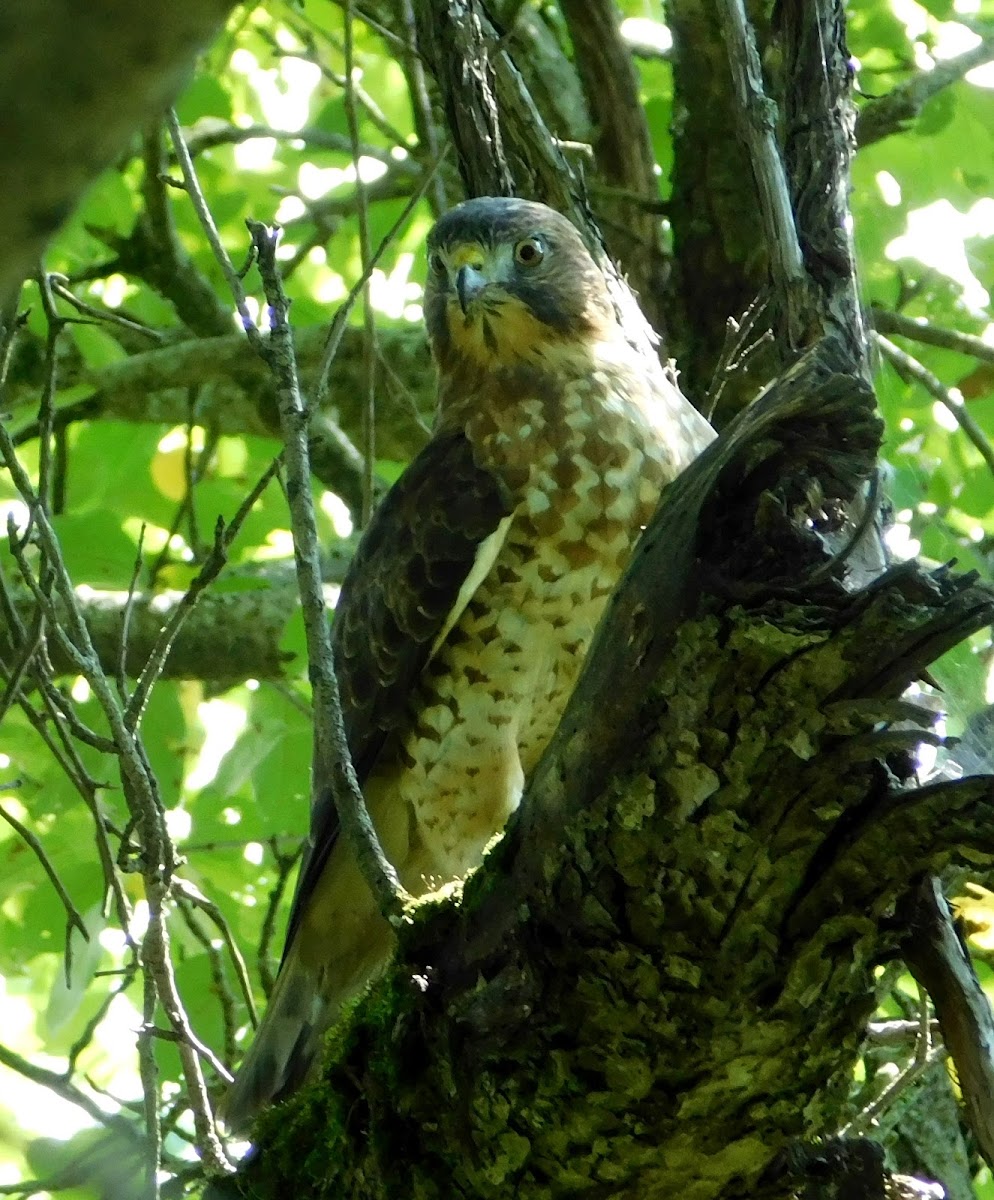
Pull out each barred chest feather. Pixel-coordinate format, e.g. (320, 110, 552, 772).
(372, 351, 685, 887)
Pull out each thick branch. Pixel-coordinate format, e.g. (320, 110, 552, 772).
(779, 1, 867, 367)
(1, 556, 351, 685)
(7, 324, 433, 506)
(558, 0, 669, 336)
(717, 0, 809, 348)
(901, 875, 994, 1170)
(413, 0, 665, 364)
(856, 35, 994, 147)
(237, 350, 993, 1198)
(0, 0, 239, 305)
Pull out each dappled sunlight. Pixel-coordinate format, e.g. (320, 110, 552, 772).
(184, 698, 249, 793)
(1, 0, 993, 1193)
(887, 199, 994, 311)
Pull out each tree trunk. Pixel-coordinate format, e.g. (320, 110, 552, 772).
(230, 336, 994, 1198)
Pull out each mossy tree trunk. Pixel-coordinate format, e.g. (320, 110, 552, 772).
(236, 341, 994, 1199)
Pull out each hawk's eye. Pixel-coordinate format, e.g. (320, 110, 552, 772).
(514, 237, 545, 267)
(428, 251, 446, 275)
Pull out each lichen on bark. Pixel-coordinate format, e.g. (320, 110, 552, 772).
(231, 357, 994, 1197)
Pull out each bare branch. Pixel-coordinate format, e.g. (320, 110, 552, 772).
(313, 148, 446, 411)
(0, 796, 90, 942)
(875, 331, 994, 482)
(872, 307, 994, 366)
(248, 220, 412, 924)
(257, 838, 303, 999)
(857, 33, 994, 147)
(165, 110, 260, 348)
(6, 323, 433, 475)
(901, 876, 994, 1170)
(0, 1039, 143, 1144)
(125, 457, 281, 728)
(173, 876, 259, 1032)
(343, 0, 379, 527)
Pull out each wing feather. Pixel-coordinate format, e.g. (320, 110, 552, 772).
(282, 429, 512, 958)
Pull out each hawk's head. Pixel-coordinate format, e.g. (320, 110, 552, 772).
(423, 197, 616, 371)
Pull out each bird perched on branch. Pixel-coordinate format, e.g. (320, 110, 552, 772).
(221, 196, 715, 1132)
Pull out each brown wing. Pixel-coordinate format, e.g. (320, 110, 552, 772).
(282, 429, 513, 957)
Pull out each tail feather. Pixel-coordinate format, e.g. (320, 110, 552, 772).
(218, 948, 330, 1135)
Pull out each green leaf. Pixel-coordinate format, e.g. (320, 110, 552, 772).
(50, 510, 142, 586)
(176, 74, 234, 123)
(918, 0, 954, 17)
(44, 905, 108, 1036)
(69, 323, 128, 369)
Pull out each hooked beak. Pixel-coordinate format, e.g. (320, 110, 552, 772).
(456, 264, 489, 315)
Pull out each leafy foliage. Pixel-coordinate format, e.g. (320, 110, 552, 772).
(1, 1, 994, 1196)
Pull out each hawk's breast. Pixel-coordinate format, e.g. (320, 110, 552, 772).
(372, 357, 682, 886)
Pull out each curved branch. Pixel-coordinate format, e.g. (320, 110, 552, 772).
(875, 332, 994, 483)
(235, 340, 992, 1200)
(7, 324, 434, 510)
(558, 0, 669, 334)
(856, 34, 994, 147)
(872, 307, 994, 366)
(717, 0, 809, 347)
(901, 875, 994, 1171)
(0, 0, 239, 305)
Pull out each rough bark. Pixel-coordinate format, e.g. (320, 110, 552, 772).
(559, 0, 670, 338)
(231, 340, 994, 1199)
(210, 5, 994, 1197)
(667, 0, 773, 413)
(0, 555, 352, 686)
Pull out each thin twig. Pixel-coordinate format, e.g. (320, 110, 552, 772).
(704, 293, 773, 420)
(181, 122, 412, 168)
(0, 603, 45, 726)
(48, 276, 165, 343)
(0, 653, 129, 930)
(257, 837, 304, 998)
(165, 109, 259, 346)
(34, 271, 63, 517)
(857, 33, 994, 146)
(875, 332, 994, 481)
(247, 221, 412, 924)
(118, 524, 145, 702)
(31, 677, 117, 753)
(145, 422, 219, 586)
(343, 0, 378, 527)
(398, 0, 448, 215)
(137, 969, 162, 1199)
(173, 876, 258, 1030)
(0, 402, 235, 1169)
(125, 458, 280, 729)
(283, 46, 410, 148)
(0, 1040, 142, 1143)
(67, 956, 141, 1073)
(313, 147, 447, 408)
(141, 886, 233, 1176)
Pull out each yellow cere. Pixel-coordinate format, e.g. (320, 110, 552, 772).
(449, 242, 488, 268)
